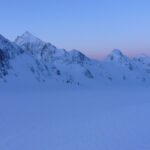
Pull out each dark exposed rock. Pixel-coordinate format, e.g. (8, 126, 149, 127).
(0, 49, 10, 77)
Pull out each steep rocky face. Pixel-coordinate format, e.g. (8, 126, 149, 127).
(106, 49, 129, 64)
(133, 55, 150, 66)
(0, 34, 23, 57)
(15, 32, 57, 60)
(106, 49, 135, 71)
(14, 32, 90, 65)
(0, 35, 23, 80)
(68, 50, 90, 65)
(14, 32, 93, 84)
(133, 55, 150, 75)
(0, 49, 10, 78)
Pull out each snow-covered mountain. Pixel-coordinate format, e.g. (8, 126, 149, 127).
(0, 32, 150, 87)
(0, 34, 23, 80)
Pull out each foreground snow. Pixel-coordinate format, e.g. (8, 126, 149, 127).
(1, 87, 150, 150)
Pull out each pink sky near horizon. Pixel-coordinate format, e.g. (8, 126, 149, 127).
(3, 32, 150, 60)
(81, 49, 150, 59)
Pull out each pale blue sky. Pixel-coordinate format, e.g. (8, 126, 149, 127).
(1, 0, 150, 58)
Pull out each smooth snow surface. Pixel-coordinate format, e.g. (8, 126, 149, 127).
(1, 87, 150, 150)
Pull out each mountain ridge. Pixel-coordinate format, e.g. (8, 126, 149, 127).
(0, 32, 150, 86)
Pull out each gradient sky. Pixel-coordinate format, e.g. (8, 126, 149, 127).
(1, 0, 150, 58)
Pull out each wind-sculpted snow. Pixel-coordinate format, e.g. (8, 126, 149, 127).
(0, 32, 150, 86)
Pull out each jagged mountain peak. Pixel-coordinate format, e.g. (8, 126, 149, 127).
(14, 33, 90, 63)
(111, 49, 123, 55)
(14, 32, 68, 63)
(70, 49, 85, 56)
(106, 49, 128, 62)
(69, 49, 90, 64)
(0, 34, 22, 57)
(15, 31, 44, 45)
(23, 31, 33, 36)
(14, 32, 51, 57)
(0, 34, 11, 44)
